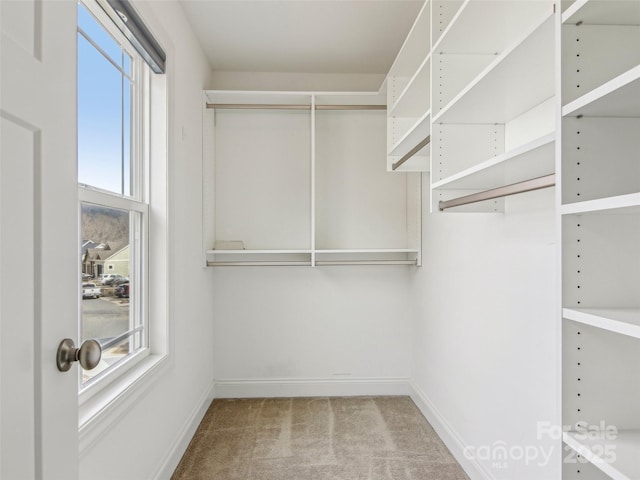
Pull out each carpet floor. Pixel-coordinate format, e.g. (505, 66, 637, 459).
(172, 396, 469, 480)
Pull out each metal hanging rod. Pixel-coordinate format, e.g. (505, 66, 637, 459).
(206, 103, 386, 111)
(392, 135, 431, 171)
(438, 173, 556, 211)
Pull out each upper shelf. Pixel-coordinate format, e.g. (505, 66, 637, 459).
(432, 133, 555, 191)
(433, 0, 553, 54)
(562, 64, 640, 117)
(563, 0, 640, 25)
(432, 13, 555, 125)
(387, 0, 430, 79)
(388, 55, 430, 118)
(204, 90, 386, 108)
(205, 91, 312, 106)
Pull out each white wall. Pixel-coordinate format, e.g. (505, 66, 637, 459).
(411, 180, 560, 480)
(79, 2, 214, 479)
(211, 266, 413, 397)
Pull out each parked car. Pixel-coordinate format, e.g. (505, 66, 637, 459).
(114, 282, 129, 298)
(81, 272, 92, 280)
(100, 274, 127, 285)
(105, 275, 128, 286)
(98, 273, 118, 284)
(82, 283, 101, 299)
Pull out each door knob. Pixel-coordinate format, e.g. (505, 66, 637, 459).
(56, 338, 102, 372)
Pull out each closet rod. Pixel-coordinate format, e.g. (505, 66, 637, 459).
(438, 173, 556, 211)
(392, 135, 431, 171)
(206, 103, 386, 111)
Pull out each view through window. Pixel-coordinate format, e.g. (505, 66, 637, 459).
(78, 1, 148, 386)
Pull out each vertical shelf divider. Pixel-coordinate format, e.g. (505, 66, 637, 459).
(311, 94, 316, 267)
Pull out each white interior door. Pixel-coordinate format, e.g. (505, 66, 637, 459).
(1, 2, 79, 479)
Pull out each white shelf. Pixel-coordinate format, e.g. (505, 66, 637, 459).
(432, 13, 554, 124)
(564, 308, 640, 340)
(562, 0, 640, 26)
(206, 249, 311, 254)
(561, 193, 640, 215)
(433, 0, 553, 54)
(387, 0, 430, 78)
(388, 55, 430, 118)
(315, 249, 418, 254)
(432, 133, 554, 190)
(205, 90, 386, 107)
(564, 430, 640, 480)
(562, 65, 640, 117)
(388, 110, 431, 158)
(206, 249, 312, 266)
(315, 249, 419, 266)
(205, 90, 312, 106)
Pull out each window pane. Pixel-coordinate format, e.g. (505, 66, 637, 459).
(77, 3, 122, 67)
(78, 33, 130, 194)
(80, 203, 137, 383)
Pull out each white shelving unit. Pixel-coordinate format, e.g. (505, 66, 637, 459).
(560, 1, 640, 479)
(430, 0, 556, 213)
(203, 90, 422, 267)
(386, 0, 431, 172)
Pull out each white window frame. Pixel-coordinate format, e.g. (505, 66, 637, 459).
(76, 0, 169, 446)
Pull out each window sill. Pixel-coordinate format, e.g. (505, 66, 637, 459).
(78, 352, 170, 456)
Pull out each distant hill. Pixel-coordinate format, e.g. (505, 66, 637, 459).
(81, 204, 129, 244)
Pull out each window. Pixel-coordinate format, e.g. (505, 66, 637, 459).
(77, 0, 152, 390)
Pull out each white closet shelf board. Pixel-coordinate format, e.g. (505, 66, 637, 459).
(432, 13, 554, 125)
(389, 55, 430, 117)
(562, 65, 640, 117)
(208, 262, 311, 266)
(205, 91, 312, 105)
(563, 430, 640, 480)
(205, 91, 385, 107)
(206, 250, 312, 266)
(315, 91, 386, 106)
(562, 0, 640, 25)
(561, 192, 640, 215)
(433, 0, 553, 54)
(388, 110, 430, 157)
(563, 308, 640, 339)
(431, 132, 554, 190)
(314, 249, 419, 266)
(206, 249, 312, 254)
(387, 0, 430, 78)
(315, 249, 419, 254)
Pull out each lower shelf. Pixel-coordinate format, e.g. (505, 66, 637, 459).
(564, 430, 640, 480)
(205, 249, 420, 267)
(206, 250, 311, 267)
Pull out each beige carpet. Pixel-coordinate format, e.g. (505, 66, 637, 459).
(172, 396, 469, 480)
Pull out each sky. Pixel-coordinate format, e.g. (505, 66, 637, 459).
(77, 2, 132, 196)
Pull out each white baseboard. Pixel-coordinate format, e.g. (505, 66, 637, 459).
(409, 383, 494, 480)
(213, 377, 412, 398)
(153, 382, 215, 480)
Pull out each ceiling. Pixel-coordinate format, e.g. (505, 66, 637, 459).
(179, 1, 423, 75)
